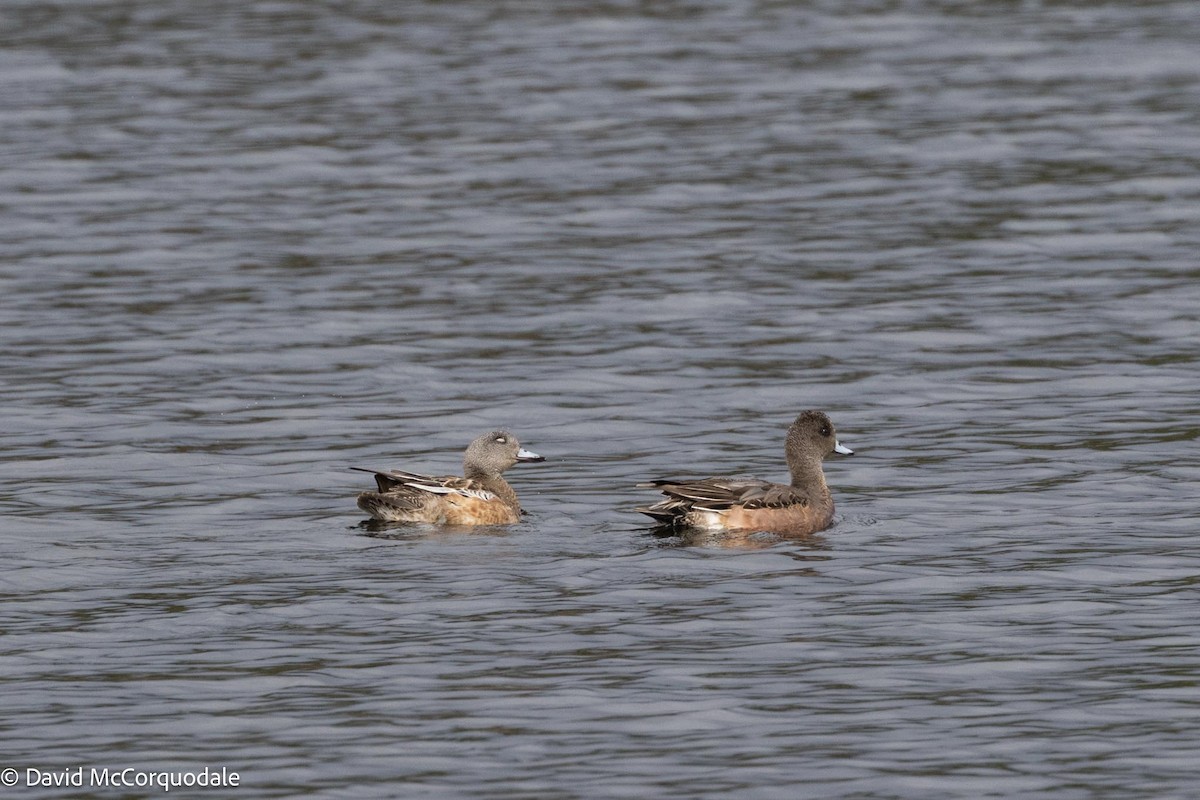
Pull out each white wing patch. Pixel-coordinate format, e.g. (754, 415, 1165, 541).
(408, 483, 455, 495)
(406, 482, 497, 501)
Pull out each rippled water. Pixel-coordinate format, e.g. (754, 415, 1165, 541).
(3, 1, 1199, 797)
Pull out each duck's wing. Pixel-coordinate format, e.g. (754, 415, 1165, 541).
(733, 482, 810, 510)
(350, 467, 498, 501)
(639, 476, 809, 512)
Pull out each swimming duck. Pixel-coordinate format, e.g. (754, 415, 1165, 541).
(353, 430, 543, 524)
(637, 410, 852, 535)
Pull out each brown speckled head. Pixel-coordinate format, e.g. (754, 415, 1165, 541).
(784, 411, 852, 481)
(463, 430, 544, 479)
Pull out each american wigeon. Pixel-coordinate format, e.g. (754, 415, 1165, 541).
(353, 431, 544, 524)
(637, 410, 852, 535)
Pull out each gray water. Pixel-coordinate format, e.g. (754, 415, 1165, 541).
(2, 1, 1199, 797)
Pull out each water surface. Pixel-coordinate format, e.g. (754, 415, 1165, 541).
(2, 1, 1199, 797)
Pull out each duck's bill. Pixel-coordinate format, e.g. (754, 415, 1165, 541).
(834, 441, 854, 456)
(516, 448, 545, 462)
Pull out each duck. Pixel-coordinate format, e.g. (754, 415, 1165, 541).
(353, 430, 543, 524)
(637, 410, 852, 535)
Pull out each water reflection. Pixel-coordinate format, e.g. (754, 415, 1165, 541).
(650, 526, 834, 551)
(354, 520, 515, 540)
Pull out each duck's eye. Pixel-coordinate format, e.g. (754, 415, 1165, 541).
(819, 426, 831, 437)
